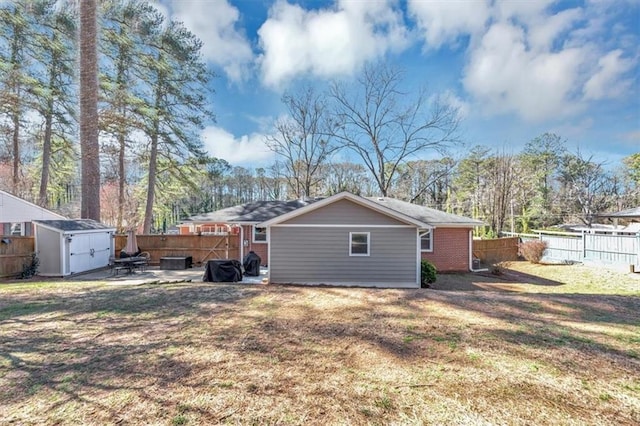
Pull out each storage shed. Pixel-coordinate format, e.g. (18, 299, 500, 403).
(33, 219, 116, 276)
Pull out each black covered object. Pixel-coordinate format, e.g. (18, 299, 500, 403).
(242, 251, 261, 276)
(203, 259, 243, 282)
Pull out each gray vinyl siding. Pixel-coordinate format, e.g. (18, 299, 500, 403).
(282, 199, 407, 226)
(270, 226, 418, 287)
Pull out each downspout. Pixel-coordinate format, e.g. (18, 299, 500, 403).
(266, 225, 271, 283)
(416, 228, 421, 287)
(239, 225, 244, 262)
(469, 230, 473, 271)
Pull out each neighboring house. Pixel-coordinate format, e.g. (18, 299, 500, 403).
(593, 206, 640, 235)
(0, 189, 66, 236)
(183, 192, 482, 288)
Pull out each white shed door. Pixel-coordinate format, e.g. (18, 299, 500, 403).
(69, 233, 111, 274)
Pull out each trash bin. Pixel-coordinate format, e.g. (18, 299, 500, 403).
(472, 258, 480, 270)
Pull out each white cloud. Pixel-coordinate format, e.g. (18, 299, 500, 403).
(168, 0, 253, 82)
(463, 22, 587, 121)
(456, 1, 638, 123)
(432, 90, 470, 120)
(583, 49, 634, 100)
(527, 8, 583, 51)
(257, 0, 409, 88)
(407, 0, 490, 49)
(201, 126, 274, 165)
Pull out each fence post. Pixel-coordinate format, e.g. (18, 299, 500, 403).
(636, 232, 640, 270)
(582, 230, 586, 261)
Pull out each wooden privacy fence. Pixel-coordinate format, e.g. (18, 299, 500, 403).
(504, 231, 640, 269)
(472, 237, 519, 264)
(0, 236, 35, 278)
(115, 234, 240, 265)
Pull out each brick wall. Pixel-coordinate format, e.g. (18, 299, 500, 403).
(241, 225, 269, 266)
(421, 228, 471, 272)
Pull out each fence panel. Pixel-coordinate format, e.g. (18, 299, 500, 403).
(584, 233, 638, 265)
(505, 231, 640, 268)
(0, 236, 35, 278)
(115, 234, 240, 265)
(472, 237, 519, 264)
(539, 234, 583, 263)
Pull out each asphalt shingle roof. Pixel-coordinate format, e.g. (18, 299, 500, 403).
(186, 195, 482, 227)
(366, 197, 484, 226)
(185, 199, 320, 223)
(33, 219, 115, 232)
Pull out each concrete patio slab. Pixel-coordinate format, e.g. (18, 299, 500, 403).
(65, 265, 268, 286)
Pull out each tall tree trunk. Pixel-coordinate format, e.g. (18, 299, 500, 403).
(143, 130, 158, 234)
(39, 31, 59, 207)
(79, 0, 100, 220)
(38, 107, 53, 206)
(117, 132, 125, 231)
(11, 110, 19, 192)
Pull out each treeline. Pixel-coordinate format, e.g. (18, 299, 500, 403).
(0, 0, 211, 233)
(160, 138, 638, 236)
(0, 1, 638, 235)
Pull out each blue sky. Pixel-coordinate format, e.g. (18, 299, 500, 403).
(156, 0, 640, 167)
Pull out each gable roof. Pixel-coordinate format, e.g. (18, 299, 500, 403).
(366, 197, 484, 227)
(0, 189, 66, 222)
(187, 192, 483, 229)
(184, 199, 320, 223)
(260, 192, 433, 228)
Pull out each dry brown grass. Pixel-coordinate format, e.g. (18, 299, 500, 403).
(1, 263, 639, 425)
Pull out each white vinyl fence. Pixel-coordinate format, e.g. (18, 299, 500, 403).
(504, 230, 640, 269)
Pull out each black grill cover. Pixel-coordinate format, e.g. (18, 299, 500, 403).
(243, 251, 261, 276)
(203, 260, 243, 282)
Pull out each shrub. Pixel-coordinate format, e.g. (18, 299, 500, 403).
(20, 253, 39, 279)
(518, 240, 547, 264)
(420, 260, 437, 288)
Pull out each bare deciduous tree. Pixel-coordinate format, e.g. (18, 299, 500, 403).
(329, 62, 460, 197)
(266, 86, 337, 198)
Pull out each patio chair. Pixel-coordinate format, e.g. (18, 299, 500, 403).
(135, 252, 150, 272)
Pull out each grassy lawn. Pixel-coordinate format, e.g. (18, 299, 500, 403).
(1, 262, 639, 425)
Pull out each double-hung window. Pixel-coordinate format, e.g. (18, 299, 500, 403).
(253, 226, 267, 243)
(419, 229, 432, 252)
(349, 232, 370, 256)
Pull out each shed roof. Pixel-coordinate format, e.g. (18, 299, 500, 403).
(33, 219, 115, 232)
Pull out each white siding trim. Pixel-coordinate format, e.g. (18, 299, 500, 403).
(271, 224, 415, 228)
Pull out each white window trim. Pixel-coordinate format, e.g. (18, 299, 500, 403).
(252, 225, 267, 244)
(419, 229, 433, 252)
(349, 232, 370, 256)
